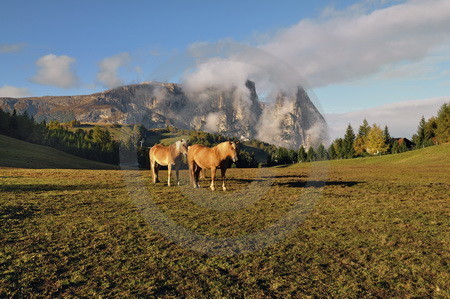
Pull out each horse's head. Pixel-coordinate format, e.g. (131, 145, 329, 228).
(179, 139, 188, 156)
(228, 141, 239, 163)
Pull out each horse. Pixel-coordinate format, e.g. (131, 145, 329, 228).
(188, 141, 239, 191)
(149, 139, 188, 186)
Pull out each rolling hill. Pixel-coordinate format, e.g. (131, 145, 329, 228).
(0, 134, 118, 169)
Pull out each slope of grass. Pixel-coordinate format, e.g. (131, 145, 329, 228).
(327, 143, 450, 166)
(0, 134, 118, 169)
(1, 144, 449, 297)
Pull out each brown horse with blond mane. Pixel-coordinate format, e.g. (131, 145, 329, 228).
(188, 141, 239, 191)
(149, 139, 188, 186)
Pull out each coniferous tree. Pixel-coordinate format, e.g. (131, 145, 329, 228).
(391, 140, 400, 154)
(398, 139, 408, 153)
(334, 138, 344, 159)
(316, 144, 328, 161)
(383, 125, 392, 153)
(306, 146, 316, 162)
(288, 149, 298, 164)
(412, 116, 430, 148)
(354, 120, 371, 156)
(342, 124, 355, 159)
(435, 103, 450, 144)
(297, 145, 307, 163)
(358, 119, 371, 137)
(328, 144, 337, 160)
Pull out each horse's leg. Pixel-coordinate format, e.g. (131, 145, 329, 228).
(151, 159, 158, 183)
(155, 164, 160, 183)
(221, 167, 227, 191)
(189, 160, 196, 188)
(210, 167, 216, 191)
(150, 158, 155, 183)
(194, 165, 202, 188)
(167, 163, 172, 187)
(175, 162, 180, 186)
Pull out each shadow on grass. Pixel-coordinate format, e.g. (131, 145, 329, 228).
(1, 204, 39, 220)
(208, 176, 362, 188)
(276, 180, 362, 188)
(0, 183, 121, 192)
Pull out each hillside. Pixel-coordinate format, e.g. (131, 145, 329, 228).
(0, 134, 118, 169)
(328, 142, 450, 166)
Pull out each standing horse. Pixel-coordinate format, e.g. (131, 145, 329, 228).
(149, 139, 188, 186)
(188, 141, 238, 191)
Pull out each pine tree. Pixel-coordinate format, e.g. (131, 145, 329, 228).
(353, 119, 371, 156)
(398, 139, 408, 153)
(342, 124, 355, 159)
(435, 103, 450, 144)
(297, 145, 307, 163)
(366, 124, 389, 155)
(328, 144, 337, 160)
(316, 144, 328, 161)
(288, 149, 298, 164)
(383, 125, 392, 153)
(334, 138, 344, 159)
(412, 116, 429, 148)
(391, 140, 399, 154)
(358, 119, 371, 137)
(307, 146, 316, 162)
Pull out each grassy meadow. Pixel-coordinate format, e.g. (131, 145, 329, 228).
(1, 138, 449, 297)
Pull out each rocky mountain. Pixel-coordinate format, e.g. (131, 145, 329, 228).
(0, 81, 327, 148)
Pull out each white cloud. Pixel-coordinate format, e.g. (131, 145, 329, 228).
(0, 86, 31, 98)
(261, 0, 450, 87)
(0, 43, 25, 53)
(96, 52, 131, 88)
(325, 97, 449, 140)
(182, 57, 256, 96)
(30, 54, 79, 88)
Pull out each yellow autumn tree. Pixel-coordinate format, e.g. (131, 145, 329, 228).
(366, 124, 389, 155)
(353, 136, 367, 155)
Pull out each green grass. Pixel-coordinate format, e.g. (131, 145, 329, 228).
(0, 134, 118, 169)
(1, 143, 449, 297)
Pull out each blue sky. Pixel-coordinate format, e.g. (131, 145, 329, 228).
(1, 0, 450, 138)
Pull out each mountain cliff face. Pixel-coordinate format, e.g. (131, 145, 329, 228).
(0, 81, 327, 148)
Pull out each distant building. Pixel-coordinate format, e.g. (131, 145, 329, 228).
(392, 138, 415, 149)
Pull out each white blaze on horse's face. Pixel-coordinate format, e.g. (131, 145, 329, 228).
(180, 139, 188, 156)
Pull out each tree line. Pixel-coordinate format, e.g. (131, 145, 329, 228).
(0, 108, 120, 164)
(267, 102, 449, 166)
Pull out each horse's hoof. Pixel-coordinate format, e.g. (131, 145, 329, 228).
(222, 187, 226, 191)
(177, 182, 180, 186)
(210, 186, 215, 191)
